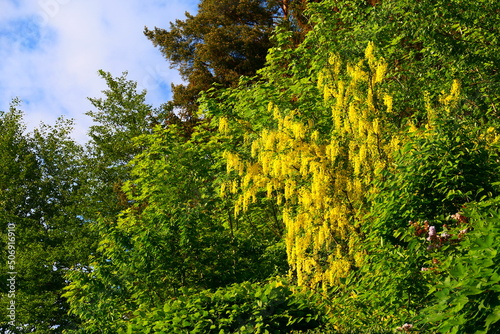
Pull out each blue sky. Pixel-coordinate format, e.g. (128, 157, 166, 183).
(0, 0, 199, 143)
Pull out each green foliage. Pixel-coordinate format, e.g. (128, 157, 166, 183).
(0, 101, 96, 333)
(87, 70, 155, 159)
(85, 70, 158, 216)
(372, 116, 500, 238)
(422, 201, 500, 333)
(64, 120, 287, 332)
(124, 281, 325, 334)
(0, 100, 38, 218)
(30, 0, 500, 331)
(195, 0, 500, 329)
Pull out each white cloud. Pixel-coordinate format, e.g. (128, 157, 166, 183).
(0, 0, 198, 143)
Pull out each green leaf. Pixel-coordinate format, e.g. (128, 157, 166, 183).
(484, 306, 500, 328)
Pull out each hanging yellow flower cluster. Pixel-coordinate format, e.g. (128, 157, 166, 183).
(221, 43, 397, 288)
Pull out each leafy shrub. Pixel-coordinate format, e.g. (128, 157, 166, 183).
(371, 117, 500, 239)
(421, 199, 500, 334)
(123, 280, 325, 334)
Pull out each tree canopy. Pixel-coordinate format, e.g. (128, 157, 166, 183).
(2, 0, 500, 333)
(0, 102, 97, 332)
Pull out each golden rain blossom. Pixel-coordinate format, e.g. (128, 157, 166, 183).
(220, 43, 398, 289)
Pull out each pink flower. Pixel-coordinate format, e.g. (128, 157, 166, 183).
(440, 232, 450, 238)
(450, 212, 467, 223)
(397, 323, 414, 332)
(427, 226, 436, 241)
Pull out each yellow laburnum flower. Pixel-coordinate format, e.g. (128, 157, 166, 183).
(441, 79, 461, 106)
(317, 71, 325, 91)
(374, 59, 387, 84)
(365, 41, 375, 66)
(383, 94, 393, 113)
(220, 181, 227, 197)
(222, 44, 399, 289)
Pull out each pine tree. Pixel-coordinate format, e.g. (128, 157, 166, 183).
(144, 0, 323, 121)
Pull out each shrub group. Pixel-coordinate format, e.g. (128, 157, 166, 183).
(123, 281, 325, 334)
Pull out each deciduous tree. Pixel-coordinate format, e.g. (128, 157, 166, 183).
(0, 102, 96, 333)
